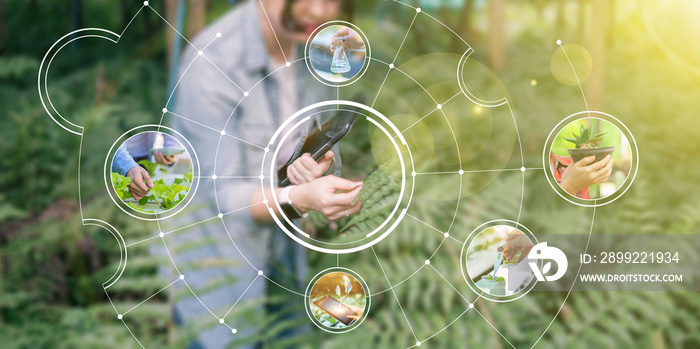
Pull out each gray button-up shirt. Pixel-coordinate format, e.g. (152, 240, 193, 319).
(167, 1, 335, 347)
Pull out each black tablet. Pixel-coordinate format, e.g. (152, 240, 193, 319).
(278, 107, 360, 187)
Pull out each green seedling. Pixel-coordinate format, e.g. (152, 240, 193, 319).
(138, 159, 160, 177)
(111, 171, 190, 211)
(144, 179, 187, 210)
(481, 274, 505, 282)
(111, 172, 133, 200)
(564, 124, 607, 149)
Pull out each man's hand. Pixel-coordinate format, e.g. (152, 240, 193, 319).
(560, 155, 613, 195)
(126, 166, 154, 200)
(501, 230, 534, 263)
(290, 175, 362, 221)
(344, 303, 364, 320)
(331, 27, 365, 50)
(287, 151, 334, 185)
(153, 151, 177, 165)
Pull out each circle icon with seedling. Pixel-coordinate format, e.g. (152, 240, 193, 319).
(306, 269, 369, 332)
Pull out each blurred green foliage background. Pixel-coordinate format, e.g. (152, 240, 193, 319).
(1, 0, 699, 348)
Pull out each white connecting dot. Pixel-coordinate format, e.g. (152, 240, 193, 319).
(556, 39, 562, 45)
(436, 104, 442, 110)
(285, 62, 291, 67)
(416, 341, 422, 346)
(216, 32, 222, 38)
(118, 314, 123, 319)
(416, 7, 421, 13)
(231, 328, 238, 334)
(521, 167, 526, 172)
(218, 213, 223, 219)
(143, 1, 149, 6)
(179, 274, 185, 280)
(212, 174, 217, 180)
(425, 260, 430, 265)
(198, 50, 203, 56)
(264, 147, 269, 153)
(259, 174, 264, 180)
(469, 303, 474, 309)
(263, 199, 268, 204)
(444, 233, 449, 238)
(243, 91, 249, 97)
(257, 270, 263, 276)
(158, 232, 164, 238)
(220, 130, 226, 136)
(162, 107, 167, 113)
(219, 319, 224, 324)
(411, 171, 416, 177)
(389, 63, 395, 69)
(459, 170, 464, 175)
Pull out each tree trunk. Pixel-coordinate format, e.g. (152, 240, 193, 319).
(120, 0, 129, 30)
(187, 0, 206, 39)
(577, 0, 586, 37)
(0, 0, 5, 54)
(165, 0, 179, 70)
(586, 0, 609, 111)
(556, 0, 565, 34)
(488, 0, 506, 73)
(452, 0, 474, 50)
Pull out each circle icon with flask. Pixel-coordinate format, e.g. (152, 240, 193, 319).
(304, 21, 370, 86)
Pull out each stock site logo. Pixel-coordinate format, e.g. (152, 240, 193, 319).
(528, 242, 568, 282)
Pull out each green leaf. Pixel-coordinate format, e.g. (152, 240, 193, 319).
(137, 159, 158, 177)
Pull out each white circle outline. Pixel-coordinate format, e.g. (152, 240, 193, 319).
(103, 125, 201, 221)
(459, 219, 539, 303)
(303, 267, 371, 333)
(261, 100, 415, 254)
(268, 108, 404, 247)
(542, 111, 639, 207)
(304, 21, 371, 87)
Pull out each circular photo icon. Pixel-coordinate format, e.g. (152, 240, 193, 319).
(306, 22, 368, 85)
(465, 225, 535, 298)
(549, 117, 632, 200)
(305, 268, 369, 332)
(110, 131, 193, 214)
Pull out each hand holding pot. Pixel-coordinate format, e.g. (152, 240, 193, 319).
(331, 27, 365, 50)
(560, 155, 613, 195)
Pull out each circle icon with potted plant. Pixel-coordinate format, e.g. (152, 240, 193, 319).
(461, 221, 539, 302)
(304, 268, 370, 333)
(547, 116, 634, 202)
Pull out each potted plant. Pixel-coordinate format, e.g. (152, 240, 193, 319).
(475, 274, 506, 295)
(564, 123, 615, 163)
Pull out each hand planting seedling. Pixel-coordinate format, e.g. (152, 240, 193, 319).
(138, 159, 167, 177)
(111, 170, 192, 213)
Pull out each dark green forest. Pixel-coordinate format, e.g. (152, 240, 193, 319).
(1, 0, 699, 348)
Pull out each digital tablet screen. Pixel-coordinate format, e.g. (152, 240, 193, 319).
(313, 296, 355, 326)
